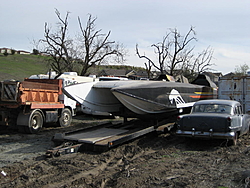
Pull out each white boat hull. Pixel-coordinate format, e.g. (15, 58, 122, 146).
(63, 81, 123, 116)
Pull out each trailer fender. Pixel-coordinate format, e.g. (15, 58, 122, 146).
(17, 109, 44, 134)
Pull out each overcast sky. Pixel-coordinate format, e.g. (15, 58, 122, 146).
(1, 0, 250, 74)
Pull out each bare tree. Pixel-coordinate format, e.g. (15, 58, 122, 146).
(41, 10, 126, 77)
(182, 46, 214, 80)
(30, 39, 40, 55)
(136, 26, 214, 79)
(135, 44, 155, 77)
(144, 60, 153, 78)
(77, 14, 126, 76)
(235, 63, 249, 76)
(42, 9, 76, 76)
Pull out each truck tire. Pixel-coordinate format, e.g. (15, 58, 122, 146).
(58, 108, 72, 127)
(18, 110, 43, 134)
(27, 111, 43, 134)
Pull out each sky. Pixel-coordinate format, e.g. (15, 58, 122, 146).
(1, 0, 250, 75)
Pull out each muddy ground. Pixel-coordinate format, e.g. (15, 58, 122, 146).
(1, 115, 250, 188)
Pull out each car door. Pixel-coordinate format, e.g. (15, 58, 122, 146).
(232, 105, 241, 129)
(238, 105, 250, 135)
(235, 105, 247, 134)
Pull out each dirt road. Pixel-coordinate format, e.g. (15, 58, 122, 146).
(1, 115, 250, 188)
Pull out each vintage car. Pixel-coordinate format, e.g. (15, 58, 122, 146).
(175, 99, 250, 145)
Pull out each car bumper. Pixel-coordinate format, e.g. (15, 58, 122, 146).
(175, 130, 235, 140)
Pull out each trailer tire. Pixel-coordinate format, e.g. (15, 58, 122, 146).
(58, 108, 72, 127)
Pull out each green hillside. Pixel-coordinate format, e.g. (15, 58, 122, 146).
(0, 53, 146, 81)
(0, 54, 50, 81)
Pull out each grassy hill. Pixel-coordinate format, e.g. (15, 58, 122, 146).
(0, 53, 146, 81)
(0, 54, 50, 81)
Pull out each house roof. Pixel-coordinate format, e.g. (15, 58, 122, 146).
(99, 69, 133, 77)
(203, 71, 220, 78)
(17, 50, 30, 53)
(221, 72, 235, 78)
(213, 72, 223, 77)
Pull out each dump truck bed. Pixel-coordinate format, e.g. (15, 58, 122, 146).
(0, 79, 64, 108)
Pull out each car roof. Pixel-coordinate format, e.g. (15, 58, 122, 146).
(193, 99, 240, 106)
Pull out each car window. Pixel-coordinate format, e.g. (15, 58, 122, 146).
(218, 105, 231, 114)
(192, 104, 232, 114)
(234, 107, 238, 115)
(238, 105, 242, 114)
(205, 105, 217, 112)
(233, 107, 237, 115)
(237, 106, 242, 114)
(193, 105, 205, 112)
(233, 106, 242, 115)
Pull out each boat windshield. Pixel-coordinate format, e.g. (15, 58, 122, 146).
(192, 104, 232, 114)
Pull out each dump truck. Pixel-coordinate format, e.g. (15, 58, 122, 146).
(0, 78, 72, 133)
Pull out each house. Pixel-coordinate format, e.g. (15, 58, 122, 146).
(98, 69, 129, 77)
(0, 48, 30, 55)
(0, 48, 12, 54)
(128, 70, 149, 80)
(87, 66, 151, 80)
(87, 68, 133, 78)
(202, 72, 223, 86)
(16, 50, 30, 55)
(220, 72, 235, 79)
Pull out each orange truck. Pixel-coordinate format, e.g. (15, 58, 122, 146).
(0, 78, 73, 133)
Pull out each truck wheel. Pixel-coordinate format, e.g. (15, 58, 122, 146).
(58, 108, 72, 127)
(17, 110, 43, 134)
(27, 111, 43, 134)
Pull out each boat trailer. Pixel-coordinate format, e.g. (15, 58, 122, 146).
(46, 119, 175, 157)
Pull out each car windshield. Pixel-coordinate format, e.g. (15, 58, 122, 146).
(192, 104, 232, 114)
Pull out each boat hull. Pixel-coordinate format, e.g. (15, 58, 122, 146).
(63, 81, 124, 116)
(111, 81, 216, 116)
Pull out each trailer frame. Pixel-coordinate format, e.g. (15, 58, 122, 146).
(46, 119, 175, 157)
